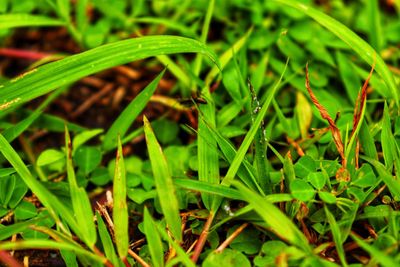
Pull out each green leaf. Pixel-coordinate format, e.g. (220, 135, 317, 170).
(0, 36, 219, 111)
(273, 0, 399, 106)
(203, 249, 251, 267)
(294, 155, 316, 178)
(14, 200, 37, 220)
(307, 172, 326, 190)
(37, 149, 65, 166)
(73, 146, 102, 175)
(0, 14, 65, 29)
(143, 208, 164, 267)
(290, 179, 315, 202)
(72, 129, 103, 153)
(103, 69, 166, 151)
(318, 192, 336, 204)
(113, 137, 129, 259)
(143, 116, 182, 242)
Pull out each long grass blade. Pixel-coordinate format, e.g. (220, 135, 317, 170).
(0, 36, 219, 111)
(0, 14, 65, 29)
(233, 181, 312, 253)
(143, 208, 164, 267)
(143, 116, 182, 242)
(103, 69, 165, 151)
(65, 127, 97, 248)
(113, 137, 129, 259)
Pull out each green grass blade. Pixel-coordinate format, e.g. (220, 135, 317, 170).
(233, 181, 312, 253)
(0, 36, 219, 111)
(143, 116, 182, 242)
(203, 122, 262, 192)
(363, 157, 400, 199)
(0, 14, 65, 29)
(65, 128, 97, 248)
(250, 83, 270, 193)
(0, 217, 42, 240)
(174, 179, 243, 200)
(366, 0, 384, 52)
(3, 88, 63, 142)
(103, 69, 165, 151)
(96, 212, 120, 266)
(113, 137, 129, 259)
(0, 134, 80, 236)
(274, 0, 399, 106)
(0, 240, 106, 264)
(155, 223, 195, 267)
(324, 206, 348, 267)
(143, 208, 164, 267)
(351, 234, 398, 267)
(381, 102, 396, 170)
(220, 59, 288, 187)
(197, 93, 220, 210)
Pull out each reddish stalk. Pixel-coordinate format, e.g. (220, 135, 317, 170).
(0, 48, 52, 60)
(0, 250, 24, 267)
(215, 223, 249, 253)
(191, 212, 214, 263)
(128, 250, 150, 267)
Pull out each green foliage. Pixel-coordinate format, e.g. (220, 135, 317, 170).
(0, 0, 399, 266)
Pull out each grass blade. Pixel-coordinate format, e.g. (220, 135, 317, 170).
(0, 240, 106, 264)
(0, 134, 80, 236)
(174, 179, 243, 200)
(143, 116, 182, 242)
(113, 137, 129, 259)
(0, 36, 219, 111)
(324, 206, 348, 267)
(220, 59, 288, 187)
(103, 69, 165, 151)
(233, 181, 312, 253)
(143, 208, 164, 267)
(96, 212, 120, 266)
(351, 234, 398, 267)
(0, 14, 65, 29)
(65, 127, 97, 248)
(0, 218, 42, 241)
(274, 0, 399, 106)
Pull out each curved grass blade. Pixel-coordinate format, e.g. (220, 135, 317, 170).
(102, 69, 166, 151)
(0, 36, 220, 111)
(143, 116, 182, 242)
(233, 181, 312, 253)
(143, 208, 164, 267)
(113, 137, 129, 259)
(0, 14, 65, 29)
(0, 240, 106, 264)
(0, 218, 43, 241)
(274, 0, 399, 106)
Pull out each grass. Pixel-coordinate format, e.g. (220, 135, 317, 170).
(0, 0, 399, 266)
